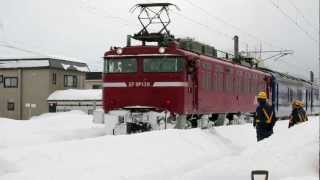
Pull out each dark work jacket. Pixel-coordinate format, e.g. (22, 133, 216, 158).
(298, 108, 308, 122)
(254, 101, 276, 131)
(289, 108, 308, 128)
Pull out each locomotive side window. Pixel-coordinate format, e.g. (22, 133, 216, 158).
(143, 57, 184, 72)
(105, 58, 137, 73)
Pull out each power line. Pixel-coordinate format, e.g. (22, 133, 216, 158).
(267, 0, 318, 43)
(172, 11, 239, 55)
(287, 0, 318, 33)
(80, 4, 137, 28)
(0, 41, 48, 57)
(183, 0, 282, 49)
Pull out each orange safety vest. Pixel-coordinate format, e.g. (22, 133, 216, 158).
(262, 108, 274, 124)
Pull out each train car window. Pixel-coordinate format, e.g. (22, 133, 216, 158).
(290, 88, 294, 102)
(143, 57, 184, 72)
(105, 58, 137, 73)
(297, 89, 303, 100)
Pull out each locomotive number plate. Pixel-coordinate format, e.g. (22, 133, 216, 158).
(127, 82, 152, 87)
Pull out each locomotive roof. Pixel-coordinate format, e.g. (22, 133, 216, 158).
(105, 45, 270, 76)
(259, 67, 311, 84)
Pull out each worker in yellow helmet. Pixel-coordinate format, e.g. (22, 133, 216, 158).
(253, 91, 277, 141)
(288, 100, 308, 128)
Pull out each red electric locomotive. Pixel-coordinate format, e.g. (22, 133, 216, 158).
(103, 42, 271, 111)
(102, 3, 272, 131)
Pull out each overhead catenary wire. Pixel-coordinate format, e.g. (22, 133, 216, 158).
(128, 1, 313, 75)
(80, 3, 138, 28)
(125, 0, 279, 56)
(287, 0, 319, 33)
(143, 2, 315, 78)
(173, 11, 238, 56)
(183, 0, 282, 50)
(267, 0, 318, 43)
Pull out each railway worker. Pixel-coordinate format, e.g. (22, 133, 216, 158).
(288, 100, 308, 128)
(297, 101, 308, 122)
(253, 91, 277, 141)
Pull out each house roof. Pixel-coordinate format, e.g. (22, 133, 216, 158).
(0, 58, 90, 72)
(47, 89, 102, 101)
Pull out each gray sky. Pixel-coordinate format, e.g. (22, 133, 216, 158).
(0, 0, 318, 81)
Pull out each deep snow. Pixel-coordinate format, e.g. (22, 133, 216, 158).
(0, 111, 318, 180)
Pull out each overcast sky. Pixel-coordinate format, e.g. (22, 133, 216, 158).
(0, 0, 318, 81)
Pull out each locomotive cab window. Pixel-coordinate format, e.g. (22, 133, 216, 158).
(143, 57, 184, 72)
(105, 58, 137, 73)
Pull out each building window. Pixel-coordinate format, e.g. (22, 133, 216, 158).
(7, 102, 14, 111)
(0, 75, 3, 83)
(64, 75, 77, 88)
(4, 77, 18, 88)
(52, 73, 57, 84)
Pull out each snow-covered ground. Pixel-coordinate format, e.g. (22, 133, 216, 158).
(0, 111, 318, 180)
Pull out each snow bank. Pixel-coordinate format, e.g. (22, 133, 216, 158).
(180, 118, 319, 180)
(47, 89, 102, 101)
(0, 111, 105, 149)
(0, 113, 318, 180)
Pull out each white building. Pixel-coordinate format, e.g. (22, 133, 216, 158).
(47, 89, 102, 114)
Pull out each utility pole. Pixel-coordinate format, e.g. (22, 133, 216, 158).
(318, 0, 320, 85)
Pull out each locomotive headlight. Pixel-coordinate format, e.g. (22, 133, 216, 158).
(116, 48, 123, 55)
(159, 47, 166, 54)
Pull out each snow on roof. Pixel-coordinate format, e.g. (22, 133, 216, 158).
(61, 63, 71, 70)
(0, 58, 90, 72)
(47, 89, 102, 101)
(0, 60, 49, 68)
(74, 65, 90, 72)
(61, 63, 90, 72)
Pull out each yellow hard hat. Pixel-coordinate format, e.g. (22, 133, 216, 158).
(292, 100, 304, 107)
(257, 91, 267, 99)
(292, 100, 300, 108)
(297, 100, 304, 107)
